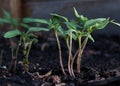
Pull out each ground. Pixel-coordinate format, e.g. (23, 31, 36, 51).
(0, 34, 120, 86)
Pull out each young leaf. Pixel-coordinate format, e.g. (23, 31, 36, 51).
(21, 23, 31, 29)
(0, 18, 10, 24)
(65, 29, 77, 40)
(78, 15, 88, 25)
(74, 7, 80, 18)
(111, 21, 120, 27)
(72, 33, 77, 40)
(94, 19, 109, 30)
(65, 20, 78, 30)
(12, 18, 18, 27)
(84, 18, 107, 29)
(74, 7, 88, 25)
(50, 13, 68, 22)
(57, 26, 65, 36)
(28, 27, 49, 32)
(88, 34, 94, 42)
(4, 29, 21, 38)
(2, 9, 11, 19)
(23, 18, 49, 24)
(48, 17, 61, 30)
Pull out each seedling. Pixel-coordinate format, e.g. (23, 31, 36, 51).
(47, 14, 68, 76)
(0, 9, 21, 72)
(48, 8, 120, 77)
(23, 15, 68, 75)
(2, 8, 120, 77)
(2, 9, 49, 72)
(4, 25, 49, 72)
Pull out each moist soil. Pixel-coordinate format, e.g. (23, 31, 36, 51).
(0, 34, 120, 86)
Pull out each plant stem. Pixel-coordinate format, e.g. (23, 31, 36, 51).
(68, 32, 73, 76)
(65, 37, 69, 49)
(13, 44, 20, 73)
(9, 48, 14, 71)
(71, 48, 79, 77)
(24, 41, 32, 72)
(55, 30, 66, 76)
(26, 41, 33, 59)
(77, 36, 88, 74)
(23, 43, 29, 72)
(77, 36, 82, 74)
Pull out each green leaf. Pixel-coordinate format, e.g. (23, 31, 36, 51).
(50, 13, 68, 22)
(82, 32, 94, 42)
(94, 19, 109, 29)
(74, 7, 88, 25)
(48, 17, 61, 30)
(88, 34, 94, 42)
(111, 21, 120, 27)
(74, 7, 80, 18)
(0, 18, 10, 24)
(12, 18, 18, 27)
(4, 29, 21, 38)
(65, 29, 77, 40)
(84, 18, 108, 29)
(57, 26, 65, 36)
(28, 27, 49, 32)
(2, 9, 11, 19)
(21, 23, 31, 29)
(23, 18, 49, 24)
(65, 20, 78, 30)
(72, 33, 77, 40)
(77, 15, 88, 25)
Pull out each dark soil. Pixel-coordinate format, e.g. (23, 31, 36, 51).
(0, 35, 120, 86)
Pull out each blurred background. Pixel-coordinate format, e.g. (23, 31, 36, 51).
(0, 0, 120, 35)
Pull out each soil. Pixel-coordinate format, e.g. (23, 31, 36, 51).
(0, 34, 120, 86)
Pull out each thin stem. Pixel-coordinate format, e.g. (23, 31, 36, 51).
(81, 37, 88, 53)
(23, 41, 29, 72)
(9, 48, 14, 71)
(66, 36, 75, 77)
(77, 36, 88, 74)
(70, 35, 82, 77)
(13, 44, 20, 73)
(55, 30, 66, 76)
(24, 41, 33, 72)
(65, 37, 69, 49)
(77, 36, 82, 73)
(70, 50, 78, 77)
(68, 32, 73, 76)
(26, 41, 33, 59)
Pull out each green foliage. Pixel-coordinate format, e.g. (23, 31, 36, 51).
(50, 13, 68, 22)
(23, 18, 49, 24)
(110, 21, 120, 27)
(2, 8, 120, 75)
(84, 18, 110, 30)
(2, 9, 50, 72)
(4, 29, 21, 38)
(2, 9, 11, 20)
(28, 27, 49, 32)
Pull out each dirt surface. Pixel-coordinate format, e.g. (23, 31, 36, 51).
(0, 35, 120, 86)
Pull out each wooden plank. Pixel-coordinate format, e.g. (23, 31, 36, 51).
(0, 0, 11, 16)
(0, 0, 21, 32)
(10, 0, 21, 20)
